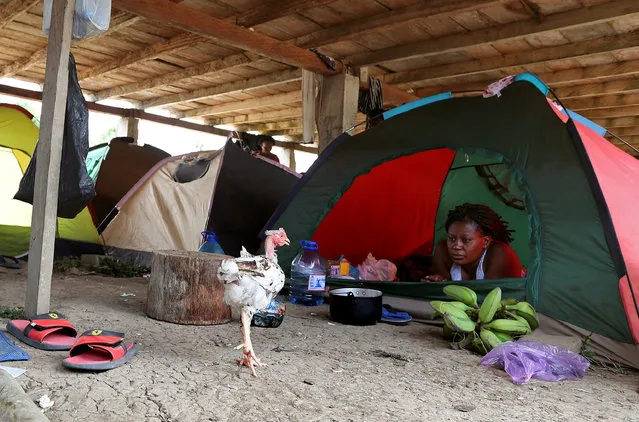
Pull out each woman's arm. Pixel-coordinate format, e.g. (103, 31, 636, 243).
(423, 239, 451, 282)
(483, 243, 523, 279)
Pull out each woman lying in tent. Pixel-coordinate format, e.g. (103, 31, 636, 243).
(422, 203, 523, 282)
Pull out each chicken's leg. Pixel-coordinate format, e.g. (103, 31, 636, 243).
(236, 308, 265, 376)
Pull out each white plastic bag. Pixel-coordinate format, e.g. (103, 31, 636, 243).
(43, 0, 111, 40)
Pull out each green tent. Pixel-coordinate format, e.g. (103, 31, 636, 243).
(0, 104, 100, 257)
(265, 74, 639, 366)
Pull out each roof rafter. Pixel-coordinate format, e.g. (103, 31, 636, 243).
(236, 0, 338, 28)
(210, 107, 303, 126)
(565, 93, 639, 111)
(143, 69, 302, 109)
(0, 0, 39, 31)
(93, 0, 502, 103)
(294, 0, 502, 49)
(179, 90, 301, 118)
(415, 59, 639, 97)
(348, 0, 639, 67)
(0, 11, 143, 79)
(91, 53, 263, 101)
(384, 31, 639, 86)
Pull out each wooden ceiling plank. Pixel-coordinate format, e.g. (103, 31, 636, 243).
(143, 69, 302, 108)
(78, 32, 202, 80)
(294, 0, 502, 49)
(112, 0, 344, 75)
(414, 59, 639, 96)
(0, 0, 39, 31)
(210, 107, 303, 125)
(0, 12, 144, 79)
(553, 78, 639, 99)
(579, 105, 639, 118)
(179, 90, 301, 118)
(235, 119, 302, 132)
(349, 0, 639, 67)
(565, 92, 639, 110)
(383, 31, 639, 86)
(91, 53, 264, 100)
(236, 0, 338, 28)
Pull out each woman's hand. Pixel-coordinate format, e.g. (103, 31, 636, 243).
(421, 274, 447, 282)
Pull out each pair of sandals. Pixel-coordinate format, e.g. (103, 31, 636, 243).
(6, 313, 136, 371)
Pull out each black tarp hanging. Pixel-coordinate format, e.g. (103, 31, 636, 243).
(14, 53, 95, 219)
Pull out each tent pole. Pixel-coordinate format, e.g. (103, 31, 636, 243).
(25, 0, 76, 317)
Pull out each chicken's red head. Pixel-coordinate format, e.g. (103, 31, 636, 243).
(265, 228, 290, 247)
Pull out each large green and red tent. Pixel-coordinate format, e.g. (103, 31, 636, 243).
(265, 74, 639, 367)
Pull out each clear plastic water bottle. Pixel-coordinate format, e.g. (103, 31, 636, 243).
(198, 231, 225, 254)
(289, 240, 327, 306)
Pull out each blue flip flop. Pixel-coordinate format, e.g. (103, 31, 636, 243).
(381, 305, 412, 325)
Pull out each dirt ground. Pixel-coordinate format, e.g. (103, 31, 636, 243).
(0, 266, 638, 422)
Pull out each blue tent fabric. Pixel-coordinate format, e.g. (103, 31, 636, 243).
(383, 92, 452, 119)
(0, 330, 29, 362)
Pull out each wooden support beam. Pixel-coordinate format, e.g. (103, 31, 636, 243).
(78, 32, 202, 80)
(92, 53, 261, 101)
(565, 93, 639, 111)
(209, 107, 303, 125)
(350, 0, 639, 67)
(26, 0, 76, 317)
(302, 69, 317, 144)
(179, 90, 300, 118)
(384, 31, 639, 86)
(126, 117, 140, 141)
(315, 73, 359, 153)
(294, 0, 501, 49)
(143, 69, 301, 109)
(288, 146, 296, 171)
(113, 0, 343, 75)
(236, 0, 337, 28)
(0, 83, 231, 137)
(0, 0, 39, 31)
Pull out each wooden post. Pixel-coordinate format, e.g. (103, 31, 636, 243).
(302, 69, 316, 144)
(289, 146, 296, 171)
(117, 117, 140, 143)
(316, 72, 359, 153)
(25, 0, 76, 317)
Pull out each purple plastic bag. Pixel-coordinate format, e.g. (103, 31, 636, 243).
(480, 340, 590, 384)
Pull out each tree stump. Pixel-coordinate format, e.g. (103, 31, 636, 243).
(146, 250, 232, 325)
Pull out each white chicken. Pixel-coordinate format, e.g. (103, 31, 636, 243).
(217, 228, 290, 376)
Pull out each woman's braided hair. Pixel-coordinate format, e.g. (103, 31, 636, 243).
(445, 203, 514, 244)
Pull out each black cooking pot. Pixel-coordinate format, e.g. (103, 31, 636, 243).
(329, 288, 383, 326)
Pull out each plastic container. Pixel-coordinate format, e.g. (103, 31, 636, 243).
(290, 240, 327, 306)
(43, 0, 112, 40)
(252, 297, 286, 328)
(198, 231, 225, 254)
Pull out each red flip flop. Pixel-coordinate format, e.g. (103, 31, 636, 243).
(62, 330, 137, 371)
(6, 312, 78, 351)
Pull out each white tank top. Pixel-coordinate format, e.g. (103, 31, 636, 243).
(450, 249, 488, 281)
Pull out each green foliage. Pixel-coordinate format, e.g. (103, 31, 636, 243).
(99, 126, 118, 143)
(53, 256, 81, 272)
(90, 257, 150, 278)
(0, 306, 24, 320)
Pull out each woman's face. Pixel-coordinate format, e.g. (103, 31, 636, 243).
(446, 221, 490, 266)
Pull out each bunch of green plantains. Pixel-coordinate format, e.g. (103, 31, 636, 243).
(430, 285, 540, 355)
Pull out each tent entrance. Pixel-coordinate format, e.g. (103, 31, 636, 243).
(312, 147, 532, 280)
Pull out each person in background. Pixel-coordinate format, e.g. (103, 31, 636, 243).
(423, 203, 523, 282)
(252, 137, 280, 163)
